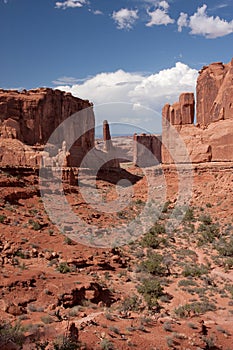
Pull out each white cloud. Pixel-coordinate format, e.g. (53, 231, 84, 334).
(92, 10, 103, 15)
(146, 2, 174, 27)
(177, 4, 233, 38)
(52, 76, 83, 85)
(177, 12, 188, 32)
(112, 8, 139, 30)
(55, 0, 87, 10)
(158, 1, 169, 10)
(55, 62, 198, 132)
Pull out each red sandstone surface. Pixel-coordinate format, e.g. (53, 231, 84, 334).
(0, 163, 233, 349)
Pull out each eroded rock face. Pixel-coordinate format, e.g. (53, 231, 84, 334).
(0, 88, 95, 167)
(133, 133, 162, 166)
(0, 88, 93, 145)
(196, 60, 233, 125)
(162, 59, 233, 164)
(162, 93, 194, 126)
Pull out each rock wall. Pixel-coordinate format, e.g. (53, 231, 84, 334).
(196, 59, 233, 125)
(0, 88, 95, 167)
(133, 133, 162, 167)
(162, 59, 233, 164)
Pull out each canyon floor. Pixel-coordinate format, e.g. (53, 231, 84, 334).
(0, 140, 233, 349)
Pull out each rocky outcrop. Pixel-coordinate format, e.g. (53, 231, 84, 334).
(197, 59, 233, 126)
(162, 59, 233, 164)
(0, 88, 95, 167)
(133, 133, 162, 167)
(162, 93, 194, 126)
(0, 88, 94, 145)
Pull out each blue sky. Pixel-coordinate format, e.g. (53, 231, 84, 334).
(1, 0, 233, 133)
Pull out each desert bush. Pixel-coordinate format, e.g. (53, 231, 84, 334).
(178, 279, 197, 287)
(139, 253, 167, 276)
(109, 326, 120, 334)
(199, 214, 212, 225)
(182, 207, 195, 222)
(64, 236, 73, 245)
(28, 219, 41, 231)
(120, 294, 140, 312)
(217, 238, 233, 257)
(138, 278, 164, 309)
(198, 222, 220, 244)
(162, 201, 170, 213)
(0, 214, 6, 223)
(174, 301, 216, 318)
(0, 320, 25, 348)
(57, 262, 71, 274)
(41, 315, 53, 324)
(100, 338, 115, 350)
(53, 338, 80, 350)
(141, 232, 166, 249)
(163, 322, 172, 332)
(182, 264, 209, 277)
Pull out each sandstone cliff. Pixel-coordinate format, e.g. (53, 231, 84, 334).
(0, 88, 95, 167)
(162, 59, 233, 164)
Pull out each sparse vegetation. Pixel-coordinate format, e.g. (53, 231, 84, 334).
(57, 262, 71, 274)
(174, 301, 216, 318)
(139, 253, 167, 276)
(0, 321, 25, 348)
(138, 278, 164, 309)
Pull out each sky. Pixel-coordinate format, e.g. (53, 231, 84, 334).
(1, 0, 233, 133)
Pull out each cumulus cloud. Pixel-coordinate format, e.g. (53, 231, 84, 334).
(146, 1, 174, 27)
(158, 1, 169, 10)
(177, 4, 233, 38)
(112, 8, 139, 30)
(55, 63, 198, 132)
(55, 0, 87, 10)
(177, 12, 188, 32)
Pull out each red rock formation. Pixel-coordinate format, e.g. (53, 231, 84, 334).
(162, 93, 194, 126)
(103, 120, 113, 152)
(162, 59, 233, 164)
(0, 88, 95, 167)
(0, 88, 93, 145)
(197, 60, 233, 125)
(133, 133, 162, 166)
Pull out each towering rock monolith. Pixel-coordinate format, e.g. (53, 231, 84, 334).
(162, 59, 233, 164)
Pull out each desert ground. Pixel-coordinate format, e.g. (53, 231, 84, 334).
(0, 136, 233, 350)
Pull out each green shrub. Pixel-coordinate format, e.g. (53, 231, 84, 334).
(57, 262, 71, 274)
(41, 315, 53, 324)
(120, 295, 140, 312)
(217, 238, 233, 257)
(0, 214, 6, 223)
(174, 301, 216, 318)
(178, 279, 198, 287)
(28, 219, 41, 231)
(100, 338, 115, 350)
(141, 232, 166, 249)
(64, 236, 73, 245)
(199, 214, 212, 225)
(182, 207, 195, 222)
(138, 278, 164, 309)
(0, 320, 25, 348)
(182, 264, 209, 277)
(198, 222, 220, 244)
(140, 253, 167, 276)
(162, 201, 170, 213)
